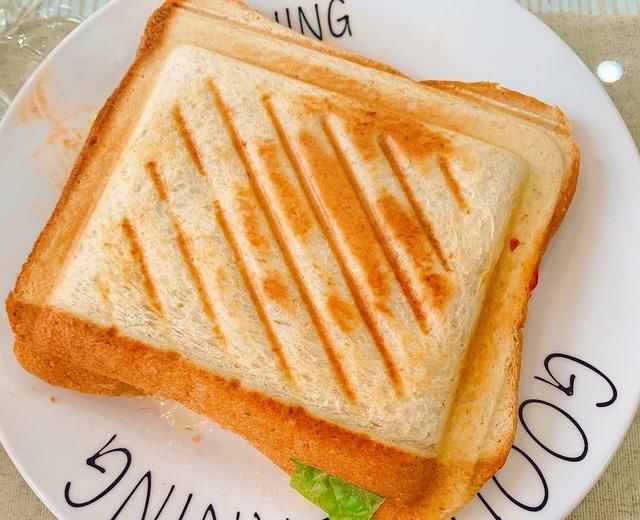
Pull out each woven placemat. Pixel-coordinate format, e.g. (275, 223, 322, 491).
(1, 1, 638, 518)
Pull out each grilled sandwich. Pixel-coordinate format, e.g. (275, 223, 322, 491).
(6, 1, 579, 518)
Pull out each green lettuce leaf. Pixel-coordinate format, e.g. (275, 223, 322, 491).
(290, 460, 385, 520)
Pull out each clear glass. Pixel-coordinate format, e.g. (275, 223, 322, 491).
(0, 0, 90, 118)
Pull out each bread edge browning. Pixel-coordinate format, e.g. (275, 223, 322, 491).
(465, 134, 579, 498)
(6, 297, 439, 501)
(422, 80, 571, 129)
(426, 79, 580, 502)
(440, 77, 580, 492)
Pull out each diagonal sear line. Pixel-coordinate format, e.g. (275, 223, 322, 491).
(93, 274, 115, 317)
(263, 95, 404, 397)
(206, 82, 355, 401)
(121, 217, 165, 319)
(437, 154, 470, 213)
(145, 161, 226, 343)
(173, 107, 208, 177)
(378, 135, 451, 271)
(322, 116, 430, 335)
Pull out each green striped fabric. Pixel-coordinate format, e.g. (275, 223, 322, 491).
(519, 0, 639, 14)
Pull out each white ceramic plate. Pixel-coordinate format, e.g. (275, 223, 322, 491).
(1, 1, 639, 518)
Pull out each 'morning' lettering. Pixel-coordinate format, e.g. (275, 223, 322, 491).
(534, 353, 617, 407)
(328, 0, 352, 37)
(492, 445, 549, 512)
(273, 1, 353, 40)
(299, 5, 323, 39)
(64, 434, 131, 508)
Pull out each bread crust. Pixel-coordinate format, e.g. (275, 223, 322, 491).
(14, 339, 141, 396)
(423, 80, 569, 126)
(5, 0, 580, 517)
(7, 295, 140, 395)
(424, 78, 580, 510)
(8, 299, 437, 502)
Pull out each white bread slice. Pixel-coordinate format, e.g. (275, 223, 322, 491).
(6, 1, 579, 518)
(50, 46, 527, 455)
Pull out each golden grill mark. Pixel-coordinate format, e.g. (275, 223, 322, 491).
(322, 117, 430, 333)
(214, 202, 294, 384)
(377, 192, 452, 312)
(146, 159, 168, 202)
(121, 217, 164, 318)
(257, 140, 313, 241)
(173, 106, 207, 177)
(263, 96, 404, 396)
(233, 185, 290, 313)
(209, 84, 355, 401)
(236, 184, 271, 254)
(93, 274, 114, 317)
(423, 272, 452, 312)
(289, 121, 392, 308)
(379, 136, 451, 271)
(326, 291, 358, 333)
(262, 271, 292, 312)
(145, 161, 224, 341)
(337, 107, 453, 163)
(437, 154, 469, 213)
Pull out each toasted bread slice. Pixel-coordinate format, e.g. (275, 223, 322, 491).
(6, 1, 578, 517)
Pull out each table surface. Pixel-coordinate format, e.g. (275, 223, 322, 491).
(0, 1, 638, 518)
